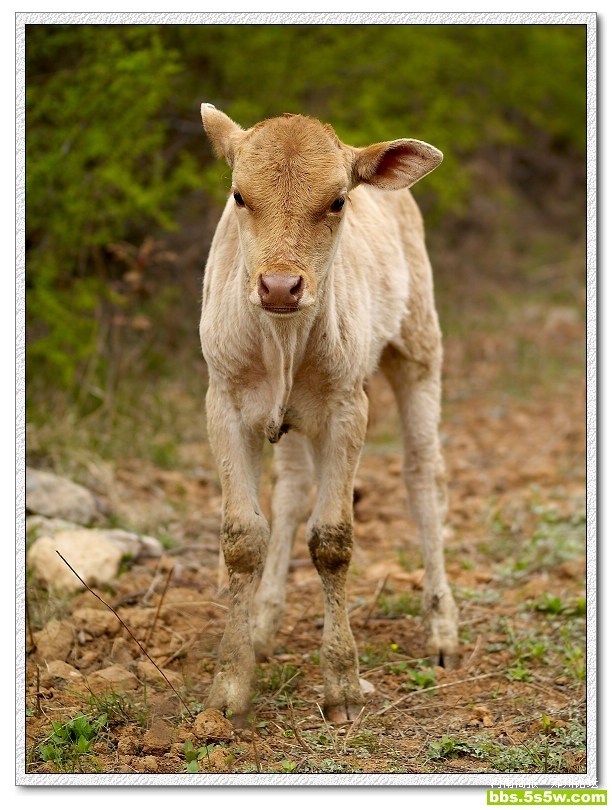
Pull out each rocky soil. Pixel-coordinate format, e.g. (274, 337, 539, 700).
(23, 285, 588, 780)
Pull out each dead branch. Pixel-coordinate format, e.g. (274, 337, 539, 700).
(55, 550, 194, 718)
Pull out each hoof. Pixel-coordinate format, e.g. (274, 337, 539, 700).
(324, 702, 365, 724)
(252, 635, 274, 663)
(427, 648, 461, 669)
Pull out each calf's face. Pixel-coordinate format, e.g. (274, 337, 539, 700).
(201, 104, 443, 316)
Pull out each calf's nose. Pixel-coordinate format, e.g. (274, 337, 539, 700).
(257, 273, 304, 311)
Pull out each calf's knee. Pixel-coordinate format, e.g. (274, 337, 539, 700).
(308, 523, 353, 574)
(221, 519, 269, 576)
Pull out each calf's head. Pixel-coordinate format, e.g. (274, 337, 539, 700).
(201, 104, 443, 316)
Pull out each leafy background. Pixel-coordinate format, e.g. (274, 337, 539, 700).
(25, 22, 586, 436)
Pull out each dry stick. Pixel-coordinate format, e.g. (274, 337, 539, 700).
(287, 698, 314, 754)
(144, 565, 174, 647)
(36, 665, 41, 716)
(25, 594, 37, 651)
(55, 550, 194, 718)
(362, 574, 389, 628)
(374, 671, 504, 716)
(251, 731, 261, 773)
(464, 635, 482, 669)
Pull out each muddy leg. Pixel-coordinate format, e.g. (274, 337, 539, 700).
(204, 383, 268, 720)
(308, 389, 368, 722)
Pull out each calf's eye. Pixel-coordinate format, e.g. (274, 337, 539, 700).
(330, 197, 345, 213)
(233, 191, 245, 207)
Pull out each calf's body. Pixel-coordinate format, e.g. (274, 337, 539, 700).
(199, 106, 458, 722)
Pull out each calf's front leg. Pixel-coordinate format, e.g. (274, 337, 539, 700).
(204, 383, 269, 721)
(308, 390, 369, 723)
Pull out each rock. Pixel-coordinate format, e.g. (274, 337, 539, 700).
(26, 516, 82, 538)
(100, 529, 163, 560)
(359, 677, 376, 695)
(192, 708, 234, 743)
(142, 718, 174, 754)
(133, 755, 159, 772)
(136, 659, 184, 689)
(110, 637, 136, 667)
(207, 747, 230, 770)
(467, 704, 494, 728)
(40, 660, 83, 685)
(27, 528, 163, 591)
(33, 620, 75, 661)
(28, 531, 124, 590)
(86, 664, 138, 694)
(72, 607, 122, 636)
(26, 467, 101, 525)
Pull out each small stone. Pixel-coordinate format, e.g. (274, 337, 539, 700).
(192, 707, 234, 743)
(142, 718, 174, 754)
(26, 467, 101, 525)
(86, 664, 138, 694)
(136, 659, 184, 689)
(72, 607, 121, 636)
(43, 659, 82, 683)
(33, 620, 75, 661)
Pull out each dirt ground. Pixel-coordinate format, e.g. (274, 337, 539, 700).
(24, 277, 587, 779)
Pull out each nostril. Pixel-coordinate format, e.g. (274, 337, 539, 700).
(290, 277, 303, 299)
(258, 276, 270, 297)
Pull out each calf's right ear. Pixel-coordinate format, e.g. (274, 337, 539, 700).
(350, 138, 443, 191)
(200, 103, 244, 167)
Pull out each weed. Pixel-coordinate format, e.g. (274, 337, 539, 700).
(487, 493, 585, 581)
(256, 662, 303, 709)
(506, 662, 533, 682)
(529, 592, 586, 617)
(402, 664, 437, 692)
(426, 735, 475, 761)
(183, 739, 228, 773)
(376, 589, 421, 617)
(359, 644, 393, 668)
(424, 721, 586, 774)
(280, 759, 297, 772)
(35, 711, 107, 773)
(82, 686, 149, 728)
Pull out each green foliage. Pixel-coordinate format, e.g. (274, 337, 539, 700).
(401, 664, 437, 692)
(175, 23, 586, 209)
(183, 739, 227, 773)
(25, 22, 587, 401)
(26, 25, 199, 391)
(425, 720, 586, 773)
(36, 711, 107, 772)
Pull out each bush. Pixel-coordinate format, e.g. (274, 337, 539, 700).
(26, 24, 199, 391)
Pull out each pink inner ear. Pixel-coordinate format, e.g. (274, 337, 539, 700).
(356, 140, 441, 190)
(372, 145, 429, 188)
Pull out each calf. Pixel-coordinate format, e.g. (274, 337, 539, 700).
(199, 104, 459, 723)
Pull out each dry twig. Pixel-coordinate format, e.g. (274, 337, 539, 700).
(375, 670, 504, 716)
(55, 550, 194, 718)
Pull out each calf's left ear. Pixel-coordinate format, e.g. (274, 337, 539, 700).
(350, 138, 443, 190)
(201, 103, 244, 168)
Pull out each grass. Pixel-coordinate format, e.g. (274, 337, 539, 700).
(482, 490, 586, 581)
(33, 711, 108, 773)
(424, 718, 586, 773)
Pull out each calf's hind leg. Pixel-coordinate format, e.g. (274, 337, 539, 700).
(252, 431, 314, 660)
(381, 343, 459, 668)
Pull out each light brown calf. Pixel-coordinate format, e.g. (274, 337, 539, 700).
(199, 105, 459, 723)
